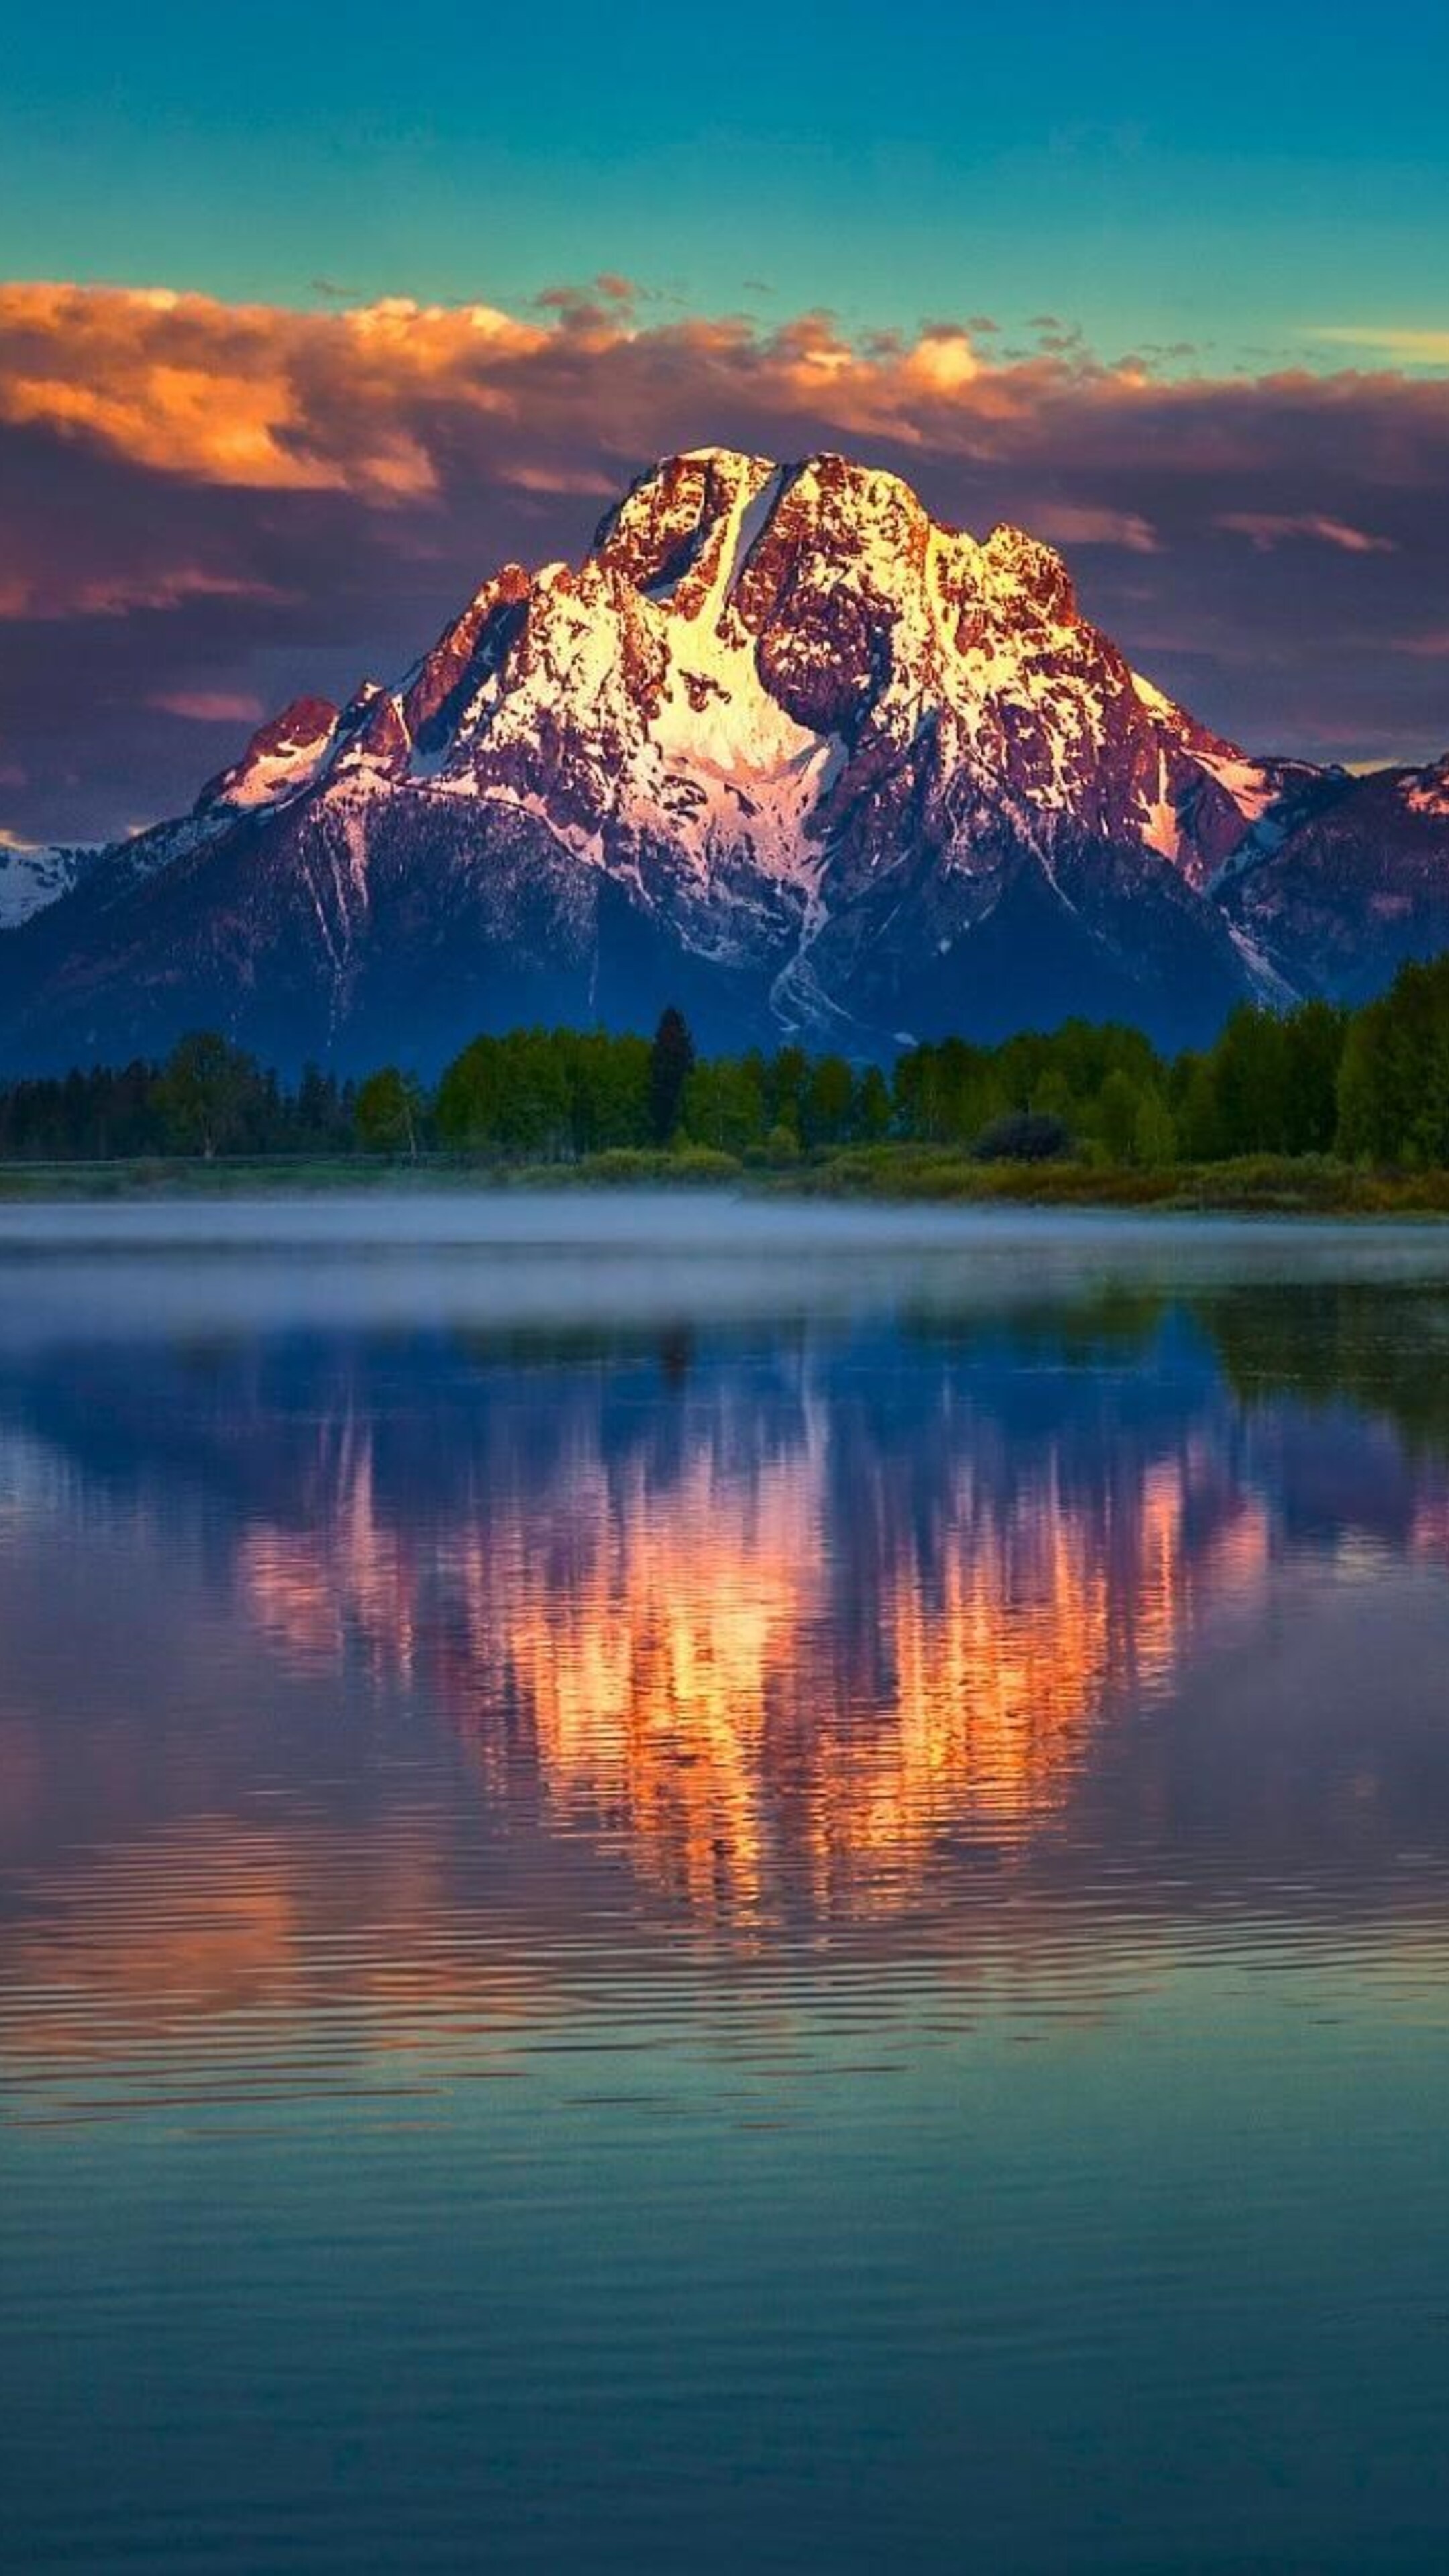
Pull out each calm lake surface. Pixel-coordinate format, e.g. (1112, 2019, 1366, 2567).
(7, 1193, 1449, 2573)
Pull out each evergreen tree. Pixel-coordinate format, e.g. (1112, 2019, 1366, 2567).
(648, 1006, 696, 1144)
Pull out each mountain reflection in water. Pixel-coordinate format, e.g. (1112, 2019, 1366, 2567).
(4, 1244, 1449, 1945)
(7, 1210, 1449, 2575)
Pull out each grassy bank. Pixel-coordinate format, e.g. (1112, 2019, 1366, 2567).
(5, 1144, 1449, 1218)
(776, 1146, 1449, 1216)
(0, 1148, 747, 1203)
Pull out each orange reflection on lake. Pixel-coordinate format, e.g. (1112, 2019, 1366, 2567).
(235, 1402, 1271, 1923)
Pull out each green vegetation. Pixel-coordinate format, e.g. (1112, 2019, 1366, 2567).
(7, 966, 1449, 1213)
(355, 1065, 424, 1159)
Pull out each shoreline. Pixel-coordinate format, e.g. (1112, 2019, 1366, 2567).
(3, 1147, 1449, 1220)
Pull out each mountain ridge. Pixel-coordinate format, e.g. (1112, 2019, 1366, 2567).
(1, 446, 1445, 1072)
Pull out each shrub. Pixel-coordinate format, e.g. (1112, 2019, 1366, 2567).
(972, 1110, 1073, 1164)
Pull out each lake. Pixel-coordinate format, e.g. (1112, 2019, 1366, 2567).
(5, 1194, 1449, 2572)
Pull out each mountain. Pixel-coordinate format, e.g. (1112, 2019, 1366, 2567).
(1, 447, 1444, 1073)
(1224, 756, 1449, 1005)
(0, 841, 105, 932)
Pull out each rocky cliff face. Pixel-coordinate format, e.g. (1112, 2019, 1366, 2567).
(1, 447, 1443, 1071)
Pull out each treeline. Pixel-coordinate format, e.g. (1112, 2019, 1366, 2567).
(0, 1042, 358, 1163)
(7, 959, 1449, 1167)
(432, 1012, 890, 1159)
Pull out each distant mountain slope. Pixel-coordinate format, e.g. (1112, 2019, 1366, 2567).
(1, 448, 1443, 1071)
(1224, 757, 1449, 1004)
(0, 842, 104, 932)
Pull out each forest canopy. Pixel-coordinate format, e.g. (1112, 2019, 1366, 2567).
(2, 965, 1448, 1173)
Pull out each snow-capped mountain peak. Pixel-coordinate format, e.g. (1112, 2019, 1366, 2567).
(181, 450, 1285, 900)
(5, 448, 1448, 1073)
(356, 447, 1285, 898)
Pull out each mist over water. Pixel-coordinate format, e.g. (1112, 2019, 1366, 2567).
(5, 1198, 1449, 2571)
(3, 1187, 1449, 1340)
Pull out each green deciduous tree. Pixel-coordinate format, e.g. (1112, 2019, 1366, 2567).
(1132, 1088, 1177, 1168)
(802, 1053, 854, 1147)
(153, 1032, 259, 1159)
(853, 1065, 892, 1142)
(1336, 957, 1449, 1165)
(1097, 1068, 1142, 1165)
(682, 1053, 766, 1155)
(355, 1066, 423, 1157)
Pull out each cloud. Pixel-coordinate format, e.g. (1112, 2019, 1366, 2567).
(495, 461, 621, 497)
(0, 566, 291, 621)
(1308, 327, 1449, 366)
(0, 282, 541, 497)
(1029, 503, 1159, 554)
(0, 280, 1442, 537)
(3, 278, 1449, 841)
(148, 690, 266, 722)
(1217, 512, 1398, 555)
(1393, 629, 1449, 660)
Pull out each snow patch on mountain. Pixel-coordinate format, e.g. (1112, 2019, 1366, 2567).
(1193, 748, 1277, 823)
(205, 697, 341, 814)
(1224, 918, 1299, 1007)
(0, 843, 100, 930)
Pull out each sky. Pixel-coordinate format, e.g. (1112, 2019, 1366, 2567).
(3, 0, 1448, 843)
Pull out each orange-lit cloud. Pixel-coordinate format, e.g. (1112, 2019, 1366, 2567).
(6, 280, 1434, 529)
(0, 282, 543, 496)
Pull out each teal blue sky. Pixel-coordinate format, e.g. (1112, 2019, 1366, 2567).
(5, 0, 1449, 366)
